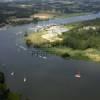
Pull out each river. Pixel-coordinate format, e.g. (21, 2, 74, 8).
(0, 13, 100, 100)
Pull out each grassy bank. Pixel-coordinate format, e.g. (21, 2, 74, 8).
(43, 47, 100, 62)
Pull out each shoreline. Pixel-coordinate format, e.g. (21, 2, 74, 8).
(0, 12, 90, 29)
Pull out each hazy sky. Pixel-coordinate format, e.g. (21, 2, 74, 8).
(0, 0, 100, 2)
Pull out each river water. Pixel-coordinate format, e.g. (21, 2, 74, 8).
(0, 13, 100, 100)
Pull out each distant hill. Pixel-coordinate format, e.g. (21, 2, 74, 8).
(0, 0, 100, 3)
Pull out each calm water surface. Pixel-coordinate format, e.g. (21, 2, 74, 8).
(0, 13, 100, 100)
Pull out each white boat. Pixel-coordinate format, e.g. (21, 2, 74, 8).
(75, 71, 81, 78)
(75, 74, 81, 78)
(11, 72, 15, 76)
(24, 78, 27, 82)
(42, 56, 47, 59)
(19, 45, 27, 51)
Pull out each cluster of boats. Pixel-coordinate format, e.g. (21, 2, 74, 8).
(16, 44, 48, 59)
(14, 28, 81, 81)
(28, 24, 58, 32)
(10, 72, 27, 82)
(10, 71, 81, 83)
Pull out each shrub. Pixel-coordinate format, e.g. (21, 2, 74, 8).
(26, 39, 33, 47)
(61, 53, 70, 58)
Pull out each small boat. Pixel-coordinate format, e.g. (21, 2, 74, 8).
(16, 32, 22, 35)
(75, 71, 81, 78)
(39, 55, 42, 58)
(24, 78, 27, 82)
(19, 45, 27, 51)
(11, 72, 15, 76)
(42, 56, 47, 59)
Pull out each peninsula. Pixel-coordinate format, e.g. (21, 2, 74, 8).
(24, 18, 100, 62)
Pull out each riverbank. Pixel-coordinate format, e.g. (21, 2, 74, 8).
(0, 71, 21, 100)
(0, 12, 90, 28)
(24, 18, 100, 63)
